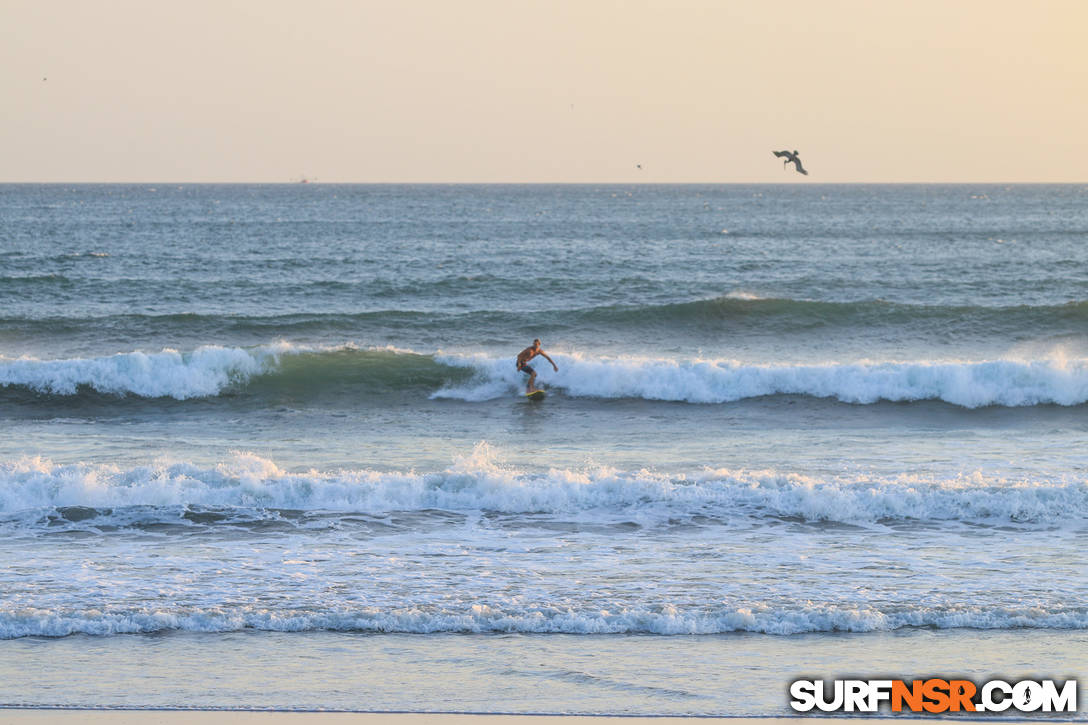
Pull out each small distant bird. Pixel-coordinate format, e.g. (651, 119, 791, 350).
(772, 149, 808, 175)
(636, 164, 642, 170)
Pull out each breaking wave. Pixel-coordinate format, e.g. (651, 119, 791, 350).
(3, 602, 1086, 639)
(4, 344, 1088, 408)
(0, 343, 464, 401)
(435, 351, 1088, 408)
(1, 449, 1085, 526)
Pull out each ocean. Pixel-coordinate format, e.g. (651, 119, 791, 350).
(1, 183, 1086, 715)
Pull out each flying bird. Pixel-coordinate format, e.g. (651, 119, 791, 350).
(772, 149, 808, 175)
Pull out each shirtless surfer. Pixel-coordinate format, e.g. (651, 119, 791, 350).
(516, 339, 558, 393)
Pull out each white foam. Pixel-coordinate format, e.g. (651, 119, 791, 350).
(433, 352, 1088, 407)
(0, 344, 294, 399)
(2, 602, 1085, 638)
(0, 341, 413, 400)
(10, 345, 1087, 407)
(1, 448, 1084, 525)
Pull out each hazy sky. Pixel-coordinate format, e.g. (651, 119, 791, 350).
(3, 0, 1086, 182)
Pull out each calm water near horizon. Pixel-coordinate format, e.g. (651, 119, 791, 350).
(1, 184, 1086, 715)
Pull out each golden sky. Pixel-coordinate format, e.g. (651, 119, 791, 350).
(2, 0, 1085, 182)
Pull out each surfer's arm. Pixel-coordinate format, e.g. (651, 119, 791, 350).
(539, 351, 558, 371)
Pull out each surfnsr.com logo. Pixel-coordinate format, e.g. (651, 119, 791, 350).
(789, 678, 1078, 713)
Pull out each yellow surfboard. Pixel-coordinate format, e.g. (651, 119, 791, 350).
(524, 390, 546, 401)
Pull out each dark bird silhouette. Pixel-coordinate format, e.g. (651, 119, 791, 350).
(772, 149, 808, 175)
(636, 164, 642, 170)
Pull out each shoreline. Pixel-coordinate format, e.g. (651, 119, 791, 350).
(1, 712, 1076, 724)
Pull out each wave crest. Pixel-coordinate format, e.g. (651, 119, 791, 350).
(0, 344, 285, 399)
(0, 343, 453, 401)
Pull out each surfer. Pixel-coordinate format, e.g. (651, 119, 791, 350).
(516, 339, 558, 393)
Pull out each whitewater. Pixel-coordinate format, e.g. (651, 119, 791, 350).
(2, 183, 1086, 715)
(2, 448, 1087, 526)
(3, 445, 1086, 642)
(6, 343, 1088, 408)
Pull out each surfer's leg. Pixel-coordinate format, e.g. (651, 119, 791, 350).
(520, 364, 537, 392)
